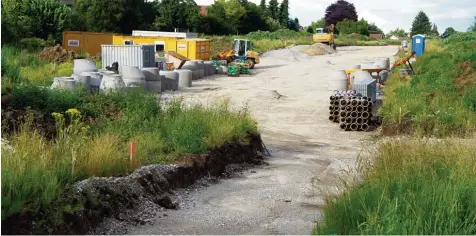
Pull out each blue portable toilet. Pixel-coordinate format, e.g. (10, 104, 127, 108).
(412, 34, 426, 56)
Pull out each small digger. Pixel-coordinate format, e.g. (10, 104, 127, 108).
(214, 39, 260, 69)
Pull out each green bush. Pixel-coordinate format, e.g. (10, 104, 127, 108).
(246, 29, 311, 40)
(442, 32, 476, 45)
(19, 37, 46, 51)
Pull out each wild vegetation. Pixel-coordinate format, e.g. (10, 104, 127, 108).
(314, 32, 476, 235)
(1, 46, 258, 225)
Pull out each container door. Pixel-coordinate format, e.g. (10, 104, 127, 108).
(142, 45, 156, 68)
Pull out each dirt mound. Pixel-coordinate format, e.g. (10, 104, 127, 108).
(39, 44, 81, 63)
(301, 43, 336, 56)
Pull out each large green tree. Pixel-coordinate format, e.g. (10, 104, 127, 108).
(268, 0, 279, 20)
(1, 0, 30, 43)
(279, 0, 289, 27)
(470, 16, 476, 32)
(154, 0, 199, 32)
(410, 11, 432, 36)
(72, 0, 124, 32)
(324, 0, 358, 26)
(238, 2, 269, 34)
(288, 17, 300, 31)
(259, 0, 267, 14)
(430, 23, 439, 36)
(119, 0, 157, 34)
(442, 27, 457, 38)
(336, 18, 369, 35)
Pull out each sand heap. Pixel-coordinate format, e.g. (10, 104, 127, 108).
(301, 43, 336, 56)
(39, 44, 81, 63)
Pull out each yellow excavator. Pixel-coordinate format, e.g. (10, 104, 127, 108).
(313, 24, 336, 50)
(214, 39, 260, 69)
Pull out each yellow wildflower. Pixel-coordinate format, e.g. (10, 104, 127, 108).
(51, 112, 64, 119)
(66, 108, 81, 115)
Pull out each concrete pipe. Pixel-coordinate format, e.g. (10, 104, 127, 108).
(362, 100, 370, 107)
(72, 73, 91, 91)
(361, 123, 369, 131)
(345, 106, 353, 112)
(193, 59, 204, 77)
(141, 67, 160, 81)
(122, 65, 146, 89)
(351, 71, 373, 84)
(356, 117, 364, 124)
(174, 69, 193, 88)
(73, 58, 98, 74)
(351, 111, 358, 118)
(333, 111, 339, 116)
(160, 71, 179, 91)
(330, 101, 334, 105)
(198, 69, 205, 78)
(350, 123, 359, 131)
(357, 106, 364, 112)
(333, 100, 340, 106)
(181, 65, 198, 80)
(362, 112, 370, 119)
(333, 117, 339, 123)
(351, 100, 358, 106)
(100, 74, 125, 93)
(351, 106, 358, 111)
(362, 106, 369, 112)
(340, 99, 348, 106)
(329, 106, 335, 111)
(345, 117, 352, 123)
(328, 70, 348, 91)
(330, 95, 336, 101)
(51, 77, 76, 91)
(340, 111, 347, 117)
(340, 122, 348, 130)
(329, 115, 335, 121)
(329, 111, 334, 115)
(340, 117, 346, 123)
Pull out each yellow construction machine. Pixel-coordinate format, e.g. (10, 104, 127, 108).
(313, 24, 336, 50)
(214, 39, 260, 69)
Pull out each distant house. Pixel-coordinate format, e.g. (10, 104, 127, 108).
(199, 5, 209, 16)
(389, 35, 399, 40)
(369, 33, 384, 40)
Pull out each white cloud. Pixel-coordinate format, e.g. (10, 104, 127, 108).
(195, 0, 476, 33)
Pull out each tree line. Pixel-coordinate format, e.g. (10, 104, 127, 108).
(1, 0, 302, 44)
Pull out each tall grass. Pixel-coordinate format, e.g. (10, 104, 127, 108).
(379, 33, 476, 137)
(314, 138, 476, 235)
(2, 87, 258, 220)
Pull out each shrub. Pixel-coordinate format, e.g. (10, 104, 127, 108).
(19, 37, 46, 51)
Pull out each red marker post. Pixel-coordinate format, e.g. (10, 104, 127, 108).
(130, 141, 135, 166)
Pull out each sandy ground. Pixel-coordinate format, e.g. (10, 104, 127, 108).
(128, 45, 399, 235)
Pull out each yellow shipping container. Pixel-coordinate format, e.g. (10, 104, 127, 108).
(112, 35, 178, 55)
(176, 39, 211, 60)
(63, 31, 115, 56)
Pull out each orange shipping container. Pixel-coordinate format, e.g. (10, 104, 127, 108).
(63, 31, 115, 56)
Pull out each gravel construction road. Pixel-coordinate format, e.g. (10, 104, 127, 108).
(129, 45, 399, 235)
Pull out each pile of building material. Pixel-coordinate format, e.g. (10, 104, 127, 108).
(329, 90, 375, 131)
(302, 43, 336, 56)
(40, 44, 80, 63)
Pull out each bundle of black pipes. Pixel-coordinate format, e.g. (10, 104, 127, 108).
(329, 91, 374, 131)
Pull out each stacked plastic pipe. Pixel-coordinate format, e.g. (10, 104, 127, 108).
(329, 90, 373, 131)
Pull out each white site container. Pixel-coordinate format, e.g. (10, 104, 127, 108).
(101, 45, 156, 71)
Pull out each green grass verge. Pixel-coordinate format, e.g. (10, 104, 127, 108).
(314, 138, 476, 235)
(378, 32, 476, 137)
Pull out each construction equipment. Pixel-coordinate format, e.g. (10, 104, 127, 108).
(214, 39, 260, 69)
(391, 51, 416, 73)
(313, 24, 336, 50)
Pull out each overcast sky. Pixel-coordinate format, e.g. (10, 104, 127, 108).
(195, 0, 476, 33)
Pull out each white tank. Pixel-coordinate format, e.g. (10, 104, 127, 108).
(100, 74, 125, 92)
(174, 69, 193, 88)
(121, 65, 146, 89)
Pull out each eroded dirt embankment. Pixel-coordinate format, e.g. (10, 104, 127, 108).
(1, 134, 264, 235)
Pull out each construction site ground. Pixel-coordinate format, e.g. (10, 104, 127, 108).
(128, 45, 399, 234)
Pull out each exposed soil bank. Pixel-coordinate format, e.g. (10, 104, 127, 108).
(1, 134, 264, 235)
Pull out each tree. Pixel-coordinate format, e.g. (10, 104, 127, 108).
(388, 28, 407, 37)
(368, 23, 383, 34)
(410, 11, 432, 36)
(1, 0, 30, 43)
(268, 0, 279, 20)
(442, 27, 457, 38)
(470, 16, 476, 32)
(430, 23, 439, 36)
(325, 0, 358, 26)
(259, 0, 266, 12)
(73, 0, 124, 33)
(238, 2, 269, 34)
(118, 0, 158, 34)
(279, 0, 289, 27)
(154, 0, 199, 32)
(335, 18, 369, 35)
(289, 18, 300, 31)
(266, 17, 283, 31)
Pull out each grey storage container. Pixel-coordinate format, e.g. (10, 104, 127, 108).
(101, 45, 156, 71)
(353, 78, 377, 103)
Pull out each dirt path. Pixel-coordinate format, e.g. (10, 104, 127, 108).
(129, 45, 399, 235)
